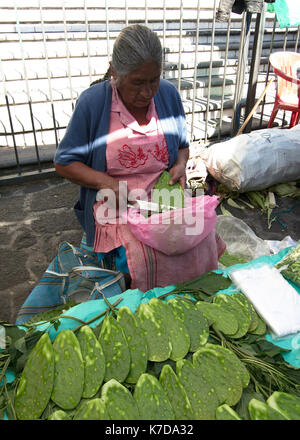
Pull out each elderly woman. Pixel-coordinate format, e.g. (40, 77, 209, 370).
(53, 24, 225, 292)
(15, 24, 224, 325)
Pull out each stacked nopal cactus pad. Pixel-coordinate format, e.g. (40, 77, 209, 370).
(10, 294, 300, 420)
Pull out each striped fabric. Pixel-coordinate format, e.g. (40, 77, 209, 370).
(15, 235, 127, 325)
(117, 223, 226, 294)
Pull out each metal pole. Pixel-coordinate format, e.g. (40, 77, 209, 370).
(295, 25, 300, 51)
(191, 0, 201, 142)
(218, 13, 231, 139)
(204, 0, 217, 143)
(231, 11, 249, 136)
(243, 8, 265, 134)
(145, 0, 148, 26)
(39, 0, 58, 148)
(125, 0, 128, 26)
(162, 0, 166, 79)
(105, 0, 111, 70)
(14, 2, 42, 169)
(62, 1, 74, 110)
(177, 0, 184, 94)
(28, 100, 41, 171)
(0, 58, 10, 147)
(259, 14, 276, 127)
(5, 94, 22, 175)
(281, 27, 289, 126)
(84, 0, 92, 85)
(283, 27, 288, 51)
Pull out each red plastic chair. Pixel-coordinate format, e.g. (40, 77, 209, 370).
(267, 51, 300, 128)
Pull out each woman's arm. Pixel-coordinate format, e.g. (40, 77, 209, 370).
(168, 147, 189, 189)
(54, 161, 118, 191)
(54, 161, 126, 206)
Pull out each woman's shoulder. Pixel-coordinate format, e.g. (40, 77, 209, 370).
(159, 78, 177, 92)
(158, 78, 181, 100)
(76, 80, 112, 109)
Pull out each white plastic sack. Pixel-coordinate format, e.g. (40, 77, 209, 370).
(199, 125, 300, 192)
(229, 263, 300, 337)
(266, 236, 299, 255)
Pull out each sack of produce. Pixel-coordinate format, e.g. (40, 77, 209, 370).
(275, 243, 300, 288)
(198, 125, 300, 192)
(124, 171, 220, 256)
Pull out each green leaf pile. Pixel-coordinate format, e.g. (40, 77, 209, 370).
(2, 283, 300, 420)
(275, 243, 300, 288)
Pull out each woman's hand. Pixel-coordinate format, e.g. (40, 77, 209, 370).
(168, 147, 189, 189)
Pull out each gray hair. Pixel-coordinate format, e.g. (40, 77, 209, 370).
(111, 24, 162, 78)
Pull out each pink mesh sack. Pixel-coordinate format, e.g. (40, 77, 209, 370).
(123, 195, 220, 256)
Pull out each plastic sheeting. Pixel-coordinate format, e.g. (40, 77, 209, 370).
(269, 0, 300, 29)
(215, 215, 272, 261)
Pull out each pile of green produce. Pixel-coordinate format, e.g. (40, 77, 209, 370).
(216, 181, 300, 229)
(275, 243, 300, 288)
(1, 271, 300, 420)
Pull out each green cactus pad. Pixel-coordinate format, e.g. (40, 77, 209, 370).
(195, 301, 239, 336)
(176, 358, 219, 420)
(248, 398, 287, 420)
(133, 373, 175, 420)
(134, 302, 171, 362)
(159, 364, 195, 420)
(152, 170, 185, 211)
(101, 379, 140, 420)
(76, 325, 106, 398)
(167, 297, 209, 351)
(267, 391, 300, 420)
(98, 314, 131, 383)
(48, 409, 71, 420)
(208, 343, 250, 388)
(148, 298, 190, 361)
(51, 329, 84, 410)
(248, 314, 267, 335)
(231, 292, 259, 332)
(15, 333, 55, 420)
(192, 346, 243, 407)
(116, 307, 148, 383)
(73, 398, 110, 420)
(213, 294, 251, 338)
(215, 404, 241, 420)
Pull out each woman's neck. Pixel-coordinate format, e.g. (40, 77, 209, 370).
(129, 108, 150, 127)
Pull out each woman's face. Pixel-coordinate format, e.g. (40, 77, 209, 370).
(113, 61, 161, 113)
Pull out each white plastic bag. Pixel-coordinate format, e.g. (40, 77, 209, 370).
(215, 215, 271, 260)
(266, 236, 299, 255)
(199, 125, 300, 192)
(229, 263, 300, 337)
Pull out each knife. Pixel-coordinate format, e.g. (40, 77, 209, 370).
(128, 199, 176, 213)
